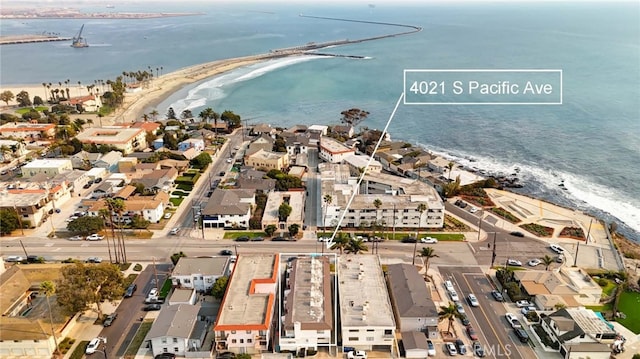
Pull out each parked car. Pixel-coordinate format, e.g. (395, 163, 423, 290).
(163, 213, 172, 219)
(514, 328, 529, 343)
(272, 236, 296, 242)
(4, 255, 24, 262)
(459, 314, 470, 326)
(103, 313, 117, 327)
(469, 207, 479, 213)
(426, 339, 436, 356)
(444, 342, 457, 356)
(235, 236, 250, 242)
(505, 313, 522, 329)
(472, 341, 486, 357)
(250, 236, 265, 241)
(444, 280, 455, 292)
(124, 284, 137, 298)
(401, 236, 417, 243)
(86, 257, 102, 263)
(491, 289, 504, 302)
(347, 350, 367, 359)
(86, 234, 104, 241)
(169, 227, 179, 235)
(94, 177, 102, 183)
(420, 236, 438, 244)
(68, 235, 84, 241)
(85, 337, 101, 354)
(510, 231, 525, 237)
(521, 306, 537, 315)
(143, 304, 162, 311)
(515, 300, 533, 308)
(449, 290, 460, 302)
(556, 254, 565, 263)
(528, 258, 542, 266)
(455, 301, 465, 315)
(318, 237, 331, 242)
(467, 325, 479, 340)
(467, 293, 480, 307)
(507, 259, 522, 266)
(549, 244, 565, 253)
(155, 354, 177, 359)
(220, 249, 234, 256)
(216, 352, 235, 359)
(455, 339, 467, 355)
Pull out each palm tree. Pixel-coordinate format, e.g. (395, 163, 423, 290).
(150, 109, 159, 121)
(438, 302, 462, 334)
(40, 281, 61, 358)
(413, 203, 427, 264)
(98, 208, 115, 263)
(330, 232, 350, 254)
(372, 198, 382, 238)
(419, 247, 439, 276)
(345, 238, 369, 255)
(542, 255, 554, 271)
(77, 81, 82, 96)
(446, 161, 455, 181)
(42, 83, 48, 102)
(322, 194, 332, 229)
(105, 198, 127, 263)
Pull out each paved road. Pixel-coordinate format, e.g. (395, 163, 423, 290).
(440, 266, 537, 359)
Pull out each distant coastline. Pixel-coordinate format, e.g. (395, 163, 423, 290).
(0, 9, 203, 20)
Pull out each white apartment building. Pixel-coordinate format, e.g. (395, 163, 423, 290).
(318, 137, 355, 164)
(338, 255, 396, 352)
(202, 189, 255, 229)
(75, 127, 147, 154)
(279, 256, 333, 353)
(171, 257, 230, 292)
(21, 159, 72, 179)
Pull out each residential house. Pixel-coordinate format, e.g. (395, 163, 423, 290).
(427, 157, 451, 174)
(236, 177, 276, 193)
(331, 125, 355, 139)
(85, 167, 108, 181)
(76, 127, 147, 154)
(246, 134, 275, 158)
(245, 149, 290, 171)
(52, 169, 89, 194)
(171, 257, 230, 293)
(128, 168, 178, 194)
(318, 137, 355, 164)
(279, 256, 333, 353)
(178, 138, 205, 153)
(0, 181, 70, 228)
(307, 125, 328, 136)
(540, 308, 618, 359)
(343, 154, 382, 173)
(401, 331, 431, 359)
(87, 191, 170, 223)
(168, 288, 197, 306)
(0, 139, 27, 162)
(251, 124, 276, 136)
(93, 150, 123, 173)
(70, 150, 101, 170)
(91, 182, 116, 199)
(285, 135, 311, 157)
(131, 121, 161, 135)
(201, 189, 255, 229)
(513, 268, 603, 309)
(0, 122, 56, 140)
(338, 255, 396, 352)
(117, 157, 138, 173)
(214, 254, 279, 354)
(262, 191, 305, 232)
(145, 304, 212, 358)
(21, 159, 72, 179)
(64, 94, 102, 112)
(386, 264, 438, 337)
(157, 159, 190, 172)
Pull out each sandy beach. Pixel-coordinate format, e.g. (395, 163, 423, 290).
(0, 51, 301, 126)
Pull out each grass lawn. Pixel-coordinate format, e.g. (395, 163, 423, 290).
(223, 231, 268, 239)
(159, 278, 172, 298)
(169, 197, 184, 207)
(69, 341, 89, 359)
(601, 280, 617, 297)
(616, 291, 640, 334)
(315, 232, 465, 241)
(124, 321, 153, 358)
(15, 106, 48, 114)
(585, 303, 613, 313)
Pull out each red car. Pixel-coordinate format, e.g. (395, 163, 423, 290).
(467, 325, 479, 340)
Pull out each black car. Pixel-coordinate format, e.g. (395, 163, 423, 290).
(94, 177, 102, 183)
(103, 313, 117, 326)
(473, 341, 485, 357)
(514, 328, 529, 343)
(235, 236, 250, 242)
(510, 231, 525, 237)
(401, 236, 417, 243)
(455, 339, 467, 355)
(272, 236, 288, 241)
(124, 283, 137, 298)
(220, 249, 234, 256)
(155, 354, 176, 359)
(250, 236, 264, 241)
(217, 352, 236, 359)
(26, 255, 43, 263)
(143, 304, 162, 311)
(460, 314, 470, 326)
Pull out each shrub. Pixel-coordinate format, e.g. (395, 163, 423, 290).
(133, 263, 143, 271)
(520, 223, 554, 237)
(598, 278, 608, 287)
(489, 207, 520, 223)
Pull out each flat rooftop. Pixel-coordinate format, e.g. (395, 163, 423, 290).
(320, 137, 353, 154)
(76, 127, 143, 144)
(22, 159, 71, 169)
(215, 254, 278, 330)
(263, 191, 305, 224)
(339, 256, 395, 328)
(173, 257, 229, 277)
(284, 256, 332, 330)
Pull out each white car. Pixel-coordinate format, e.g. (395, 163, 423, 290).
(444, 280, 455, 292)
(68, 235, 84, 241)
(445, 342, 457, 356)
(550, 244, 565, 254)
(455, 301, 465, 314)
(467, 293, 480, 307)
(148, 288, 158, 299)
(347, 350, 367, 359)
(507, 259, 522, 266)
(317, 237, 331, 242)
(528, 258, 542, 266)
(420, 236, 438, 244)
(449, 290, 460, 302)
(86, 257, 102, 263)
(505, 313, 522, 329)
(163, 212, 172, 219)
(516, 300, 533, 308)
(86, 234, 104, 241)
(4, 255, 24, 262)
(226, 158, 233, 163)
(169, 227, 179, 235)
(427, 339, 436, 356)
(469, 207, 479, 213)
(85, 337, 101, 354)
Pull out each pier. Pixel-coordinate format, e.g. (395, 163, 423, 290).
(0, 35, 72, 46)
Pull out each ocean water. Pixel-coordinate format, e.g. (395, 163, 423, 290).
(1, 1, 639, 240)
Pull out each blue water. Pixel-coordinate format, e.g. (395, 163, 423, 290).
(1, 1, 639, 240)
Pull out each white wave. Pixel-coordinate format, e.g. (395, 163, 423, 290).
(166, 55, 325, 115)
(417, 142, 640, 234)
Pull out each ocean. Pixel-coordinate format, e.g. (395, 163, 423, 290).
(1, 1, 638, 240)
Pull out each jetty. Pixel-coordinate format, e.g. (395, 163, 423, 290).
(0, 35, 72, 46)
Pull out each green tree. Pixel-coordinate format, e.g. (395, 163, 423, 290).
(131, 214, 150, 230)
(288, 223, 300, 237)
(419, 247, 439, 276)
(221, 110, 241, 129)
(273, 137, 287, 152)
(211, 276, 229, 300)
(0, 90, 14, 106)
(413, 203, 428, 265)
(16, 91, 31, 107)
(166, 107, 176, 120)
(631, 354, 640, 359)
(345, 238, 368, 255)
(542, 255, 554, 271)
(438, 302, 463, 334)
(170, 251, 187, 265)
(40, 281, 61, 358)
(443, 175, 461, 198)
(446, 161, 455, 181)
(181, 109, 193, 119)
(105, 198, 127, 263)
(322, 194, 332, 229)
(330, 232, 350, 254)
(236, 354, 252, 359)
(66, 216, 105, 235)
(162, 132, 178, 150)
(190, 152, 212, 169)
(265, 224, 277, 237)
(0, 208, 20, 235)
(56, 262, 125, 318)
(278, 202, 292, 222)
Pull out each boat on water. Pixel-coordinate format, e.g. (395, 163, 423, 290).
(71, 24, 89, 48)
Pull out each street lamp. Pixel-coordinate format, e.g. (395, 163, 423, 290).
(233, 244, 239, 257)
(477, 209, 484, 241)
